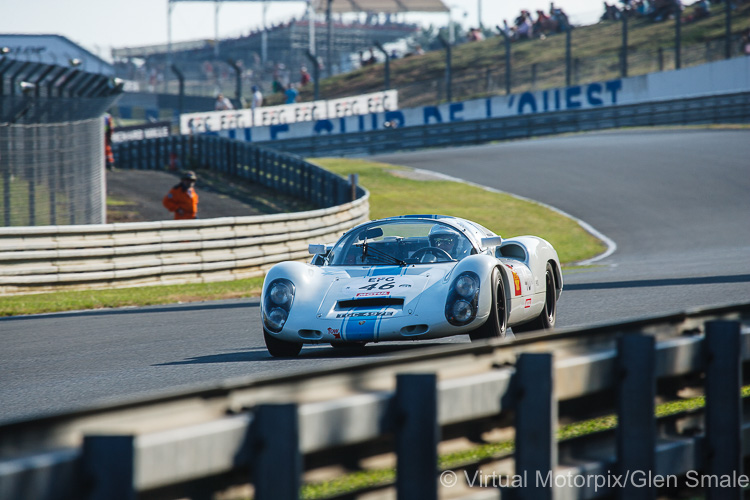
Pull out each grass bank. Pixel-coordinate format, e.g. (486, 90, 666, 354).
(0, 160, 604, 316)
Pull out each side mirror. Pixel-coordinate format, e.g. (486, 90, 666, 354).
(308, 244, 327, 255)
(480, 236, 503, 248)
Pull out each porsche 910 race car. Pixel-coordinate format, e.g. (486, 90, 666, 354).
(260, 215, 563, 357)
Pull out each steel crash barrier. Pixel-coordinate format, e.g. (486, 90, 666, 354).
(0, 135, 368, 295)
(1, 303, 749, 499)
(255, 91, 750, 157)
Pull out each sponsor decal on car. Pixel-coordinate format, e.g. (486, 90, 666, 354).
(513, 272, 522, 296)
(355, 291, 391, 297)
(525, 298, 532, 308)
(327, 327, 341, 339)
(336, 311, 394, 318)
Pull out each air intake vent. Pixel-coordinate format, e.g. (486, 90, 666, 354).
(338, 298, 405, 309)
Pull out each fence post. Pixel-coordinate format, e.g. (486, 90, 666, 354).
(565, 22, 573, 87)
(305, 50, 320, 100)
(515, 353, 556, 500)
(253, 404, 301, 500)
(437, 35, 452, 103)
(675, 3, 682, 69)
(617, 334, 656, 500)
(348, 173, 358, 202)
(82, 435, 136, 500)
(395, 373, 438, 500)
(497, 25, 512, 95)
(621, 13, 629, 78)
(374, 41, 391, 91)
(704, 320, 742, 500)
(724, 0, 733, 59)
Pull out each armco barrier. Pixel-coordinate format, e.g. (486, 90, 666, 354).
(112, 135, 361, 210)
(255, 91, 750, 157)
(1, 302, 749, 499)
(0, 198, 368, 295)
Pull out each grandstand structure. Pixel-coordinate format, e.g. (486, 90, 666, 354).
(113, 20, 418, 96)
(111, 0, 447, 102)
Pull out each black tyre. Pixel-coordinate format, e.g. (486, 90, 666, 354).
(469, 268, 508, 341)
(264, 329, 303, 357)
(512, 262, 557, 334)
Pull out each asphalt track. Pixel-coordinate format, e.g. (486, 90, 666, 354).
(2, 128, 750, 424)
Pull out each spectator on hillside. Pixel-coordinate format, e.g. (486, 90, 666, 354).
(685, 0, 710, 22)
(285, 83, 298, 104)
(741, 28, 750, 55)
(468, 28, 485, 41)
(515, 10, 534, 39)
(215, 93, 233, 111)
(300, 66, 312, 86)
(251, 85, 263, 110)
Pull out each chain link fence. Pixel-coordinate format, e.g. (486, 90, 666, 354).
(0, 59, 123, 226)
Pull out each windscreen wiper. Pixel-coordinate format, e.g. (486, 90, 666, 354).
(358, 242, 407, 266)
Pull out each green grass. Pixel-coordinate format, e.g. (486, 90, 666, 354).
(0, 278, 264, 317)
(0, 159, 603, 315)
(314, 158, 605, 264)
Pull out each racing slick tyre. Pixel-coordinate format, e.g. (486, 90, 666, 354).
(469, 267, 508, 341)
(512, 262, 557, 334)
(264, 329, 303, 357)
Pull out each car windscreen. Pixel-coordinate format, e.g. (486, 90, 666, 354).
(326, 220, 474, 266)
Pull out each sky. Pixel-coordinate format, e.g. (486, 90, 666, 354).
(2, 0, 605, 61)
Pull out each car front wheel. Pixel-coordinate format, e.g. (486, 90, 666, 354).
(469, 267, 507, 341)
(264, 329, 303, 357)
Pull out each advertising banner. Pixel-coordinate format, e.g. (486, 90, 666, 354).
(180, 90, 398, 135)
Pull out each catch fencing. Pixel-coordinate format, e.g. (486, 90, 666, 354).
(1, 302, 748, 499)
(0, 58, 123, 226)
(255, 91, 750, 157)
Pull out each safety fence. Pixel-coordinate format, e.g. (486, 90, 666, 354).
(0, 194, 368, 295)
(0, 58, 123, 226)
(256, 91, 750, 157)
(1, 302, 748, 499)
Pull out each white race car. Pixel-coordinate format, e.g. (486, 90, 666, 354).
(260, 215, 563, 357)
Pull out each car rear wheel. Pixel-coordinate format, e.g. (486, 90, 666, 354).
(264, 329, 303, 357)
(469, 268, 507, 341)
(513, 262, 557, 333)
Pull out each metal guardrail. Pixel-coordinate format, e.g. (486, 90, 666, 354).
(1, 302, 749, 499)
(256, 91, 750, 157)
(112, 135, 363, 210)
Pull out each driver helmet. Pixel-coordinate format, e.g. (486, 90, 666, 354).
(428, 224, 461, 257)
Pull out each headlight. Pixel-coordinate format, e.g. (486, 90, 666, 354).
(455, 274, 478, 297)
(445, 271, 479, 326)
(451, 300, 473, 322)
(263, 279, 295, 333)
(269, 281, 293, 305)
(266, 307, 288, 330)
